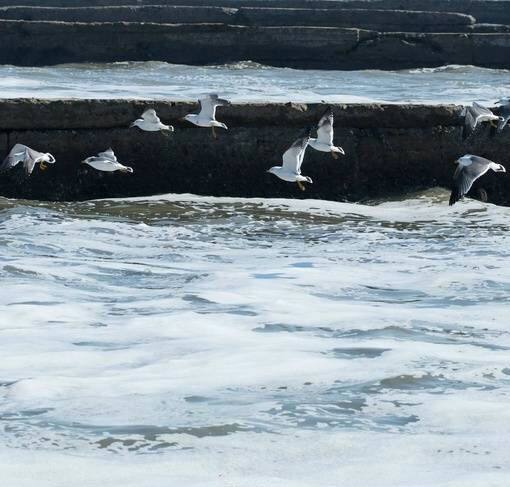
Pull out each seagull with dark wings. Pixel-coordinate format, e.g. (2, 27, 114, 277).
(309, 106, 345, 159)
(449, 154, 506, 206)
(494, 98, 510, 133)
(267, 129, 312, 191)
(0, 144, 55, 176)
(462, 102, 503, 139)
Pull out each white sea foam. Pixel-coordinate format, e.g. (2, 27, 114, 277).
(0, 190, 509, 485)
(0, 62, 507, 104)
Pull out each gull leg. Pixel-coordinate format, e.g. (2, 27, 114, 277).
(212, 126, 217, 139)
(297, 181, 305, 191)
(490, 120, 498, 128)
(39, 161, 47, 171)
(331, 151, 339, 160)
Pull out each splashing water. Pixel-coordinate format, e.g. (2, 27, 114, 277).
(0, 189, 509, 485)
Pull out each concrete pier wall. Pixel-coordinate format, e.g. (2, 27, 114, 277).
(0, 0, 506, 25)
(0, 99, 509, 205)
(0, 6, 476, 32)
(1, 20, 510, 70)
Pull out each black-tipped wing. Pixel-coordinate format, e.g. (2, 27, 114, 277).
(449, 155, 493, 206)
(316, 106, 334, 145)
(282, 133, 310, 174)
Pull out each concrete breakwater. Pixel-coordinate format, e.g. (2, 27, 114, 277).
(0, 99, 509, 205)
(0, 0, 507, 69)
(1, 20, 510, 70)
(0, 6, 477, 33)
(0, 0, 507, 25)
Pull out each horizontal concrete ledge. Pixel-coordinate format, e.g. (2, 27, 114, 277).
(0, 99, 509, 206)
(0, 99, 464, 130)
(0, 6, 238, 25)
(1, 21, 510, 69)
(0, 6, 476, 32)
(236, 8, 475, 31)
(0, 0, 505, 24)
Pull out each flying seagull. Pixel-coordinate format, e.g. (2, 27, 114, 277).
(130, 109, 173, 132)
(308, 106, 345, 159)
(182, 94, 230, 138)
(449, 154, 506, 206)
(461, 102, 503, 139)
(0, 144, 55, 176)
(267, 129, 312, 191)
(494, 98, 510, 133)
(82, 148, 133, 173)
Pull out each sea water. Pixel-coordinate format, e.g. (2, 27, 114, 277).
(1, 190, 509, 485)
(0, 62, 508, 104)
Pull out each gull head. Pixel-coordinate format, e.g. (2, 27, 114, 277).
(495, 164, 506, 173)
(44, 153, 56, 164)
(182, 114, 195, 123)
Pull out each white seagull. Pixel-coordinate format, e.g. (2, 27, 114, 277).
(309, 106, 345, 159)
(82, 148, 133, 173)
(182, 94, 230, 138)
(449, 154, 506, 206)
(267, 130, 312, 191)
(130, 109, 173, 132)
(0, 144, 55, 176)
(462, 102, 503, 138)
(494, 98, 510, 133)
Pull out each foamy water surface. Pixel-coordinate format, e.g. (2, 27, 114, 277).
(1, 190, 509, 486)
(0, 62, 508, 104)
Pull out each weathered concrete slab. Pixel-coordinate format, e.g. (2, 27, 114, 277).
(0, 0, 506, 25)
(0, 99, 509, 206)
(0, 6, 237, 24)
(236, 8, 475, 32)
(0, 6, 476, 33)
(0, 99, 462, 131)
(0, 20, 509, 69)
(0, 21, 366, 67)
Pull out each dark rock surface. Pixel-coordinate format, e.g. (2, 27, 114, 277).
(0, 99, 509, 206)
(0, 0, 506, 25)
(0, 5, 238, 24)
(0, 20, 510, 69)
(0, 6, 475, 33)
(237, 7, 475, 31)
